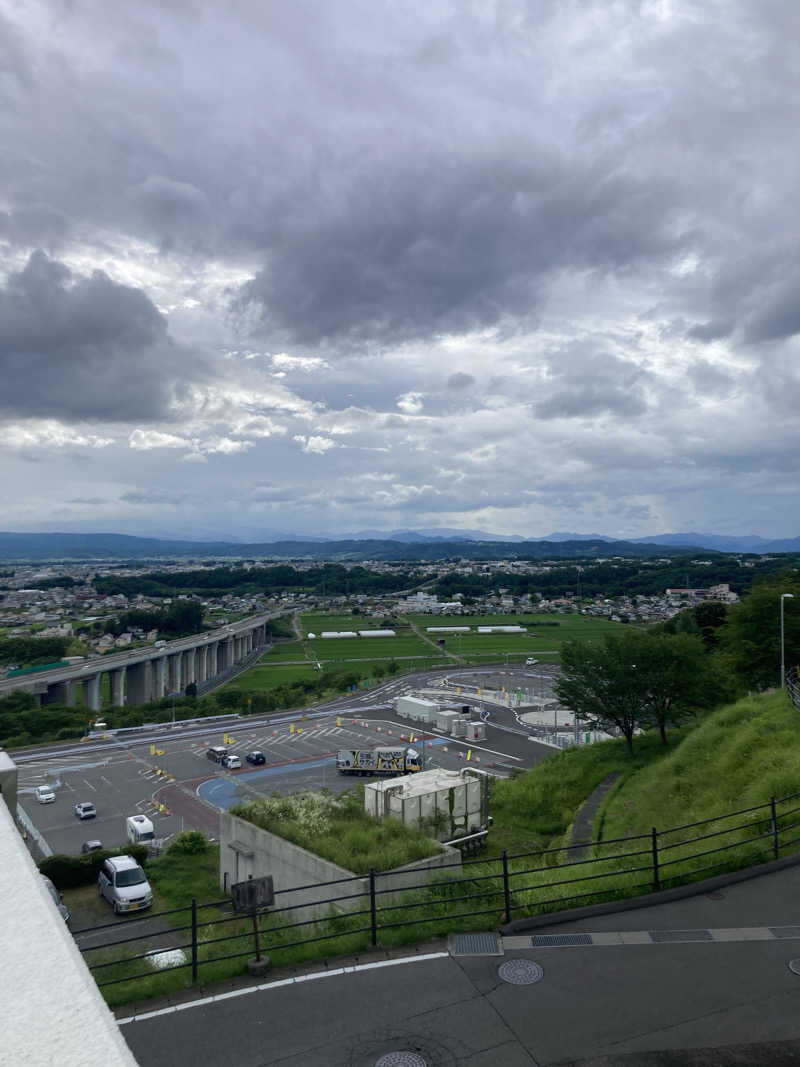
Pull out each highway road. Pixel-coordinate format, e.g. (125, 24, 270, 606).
(14, 665, 557, 858)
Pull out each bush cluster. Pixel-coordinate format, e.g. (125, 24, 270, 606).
(39, 843, 149, 890)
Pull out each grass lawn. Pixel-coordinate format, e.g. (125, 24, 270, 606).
(223, 664, 322, 692)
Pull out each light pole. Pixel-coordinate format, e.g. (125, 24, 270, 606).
(781, 594, 794, 689)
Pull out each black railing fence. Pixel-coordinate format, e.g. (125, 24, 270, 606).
(73, 788, 800, 996)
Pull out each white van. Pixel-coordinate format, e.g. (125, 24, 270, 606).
(126, 814, 155, 843)
(35, 785, 56, 804)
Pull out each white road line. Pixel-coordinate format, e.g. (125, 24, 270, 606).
(82, 778, 96, 791)
(116, 952, 450, 1025)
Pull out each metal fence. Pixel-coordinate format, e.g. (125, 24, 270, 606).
(786, 667, 800, 712)
(72, 788, 800, 996)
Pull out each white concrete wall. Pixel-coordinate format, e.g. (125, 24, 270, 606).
(0, 797, 138, 1066)
(220, 812, 461, 915)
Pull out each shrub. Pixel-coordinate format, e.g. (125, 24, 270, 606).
(39, 843, 149, 889)
(167, 831, 209, 855)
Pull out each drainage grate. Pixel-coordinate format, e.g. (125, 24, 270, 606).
(649, 929, 712, 943)
(530, 933, 592, 947)
(450, 932, 503, 956)
(374, 1054, 427, 1067)
(770, 927, 800, 940)
(498, 959, 544, 985)
(788, 960, 800, 977)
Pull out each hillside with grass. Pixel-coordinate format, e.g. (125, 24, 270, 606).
(598, 689, 800, 840)
(490, 689, 800, 857)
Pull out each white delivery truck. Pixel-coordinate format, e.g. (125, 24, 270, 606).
(126, 814, 155, 843)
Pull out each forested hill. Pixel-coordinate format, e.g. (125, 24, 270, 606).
(0, 531, 707, 562)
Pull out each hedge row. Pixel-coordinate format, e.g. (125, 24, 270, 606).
(39, 843, 149, 890)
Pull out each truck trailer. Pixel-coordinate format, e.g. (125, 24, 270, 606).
(336, 746, 421, 777)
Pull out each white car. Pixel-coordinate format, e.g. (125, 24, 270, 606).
(35, 785, 56, 804)
(223, 754, 242, 769)
(525, 658, 538, 666)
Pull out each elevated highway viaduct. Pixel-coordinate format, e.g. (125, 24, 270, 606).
(0, 611, 282, 713)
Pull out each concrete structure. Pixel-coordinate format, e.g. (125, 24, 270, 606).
(0, 778, 137, 1066)
(0, 611, 278, 710)
(219, 811, 459, 915)
(364, 767, 490, 842)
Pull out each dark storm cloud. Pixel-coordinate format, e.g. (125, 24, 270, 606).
(234, 159, 684, 349)
(0, 251, 204, 421)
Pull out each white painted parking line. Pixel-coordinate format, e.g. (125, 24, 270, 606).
(82, 778, 96, 791)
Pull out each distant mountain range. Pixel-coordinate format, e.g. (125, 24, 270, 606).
(1, 529, 799, 562)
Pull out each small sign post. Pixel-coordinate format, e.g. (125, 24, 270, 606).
(231, 875, 274, 965)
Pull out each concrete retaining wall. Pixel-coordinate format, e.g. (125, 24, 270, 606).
(220, 812, 461, 915)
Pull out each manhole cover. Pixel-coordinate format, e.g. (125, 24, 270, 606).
(498, 959, 544, 985)
(374, 1055, 427, 1067)
(788, 959, 800, 976)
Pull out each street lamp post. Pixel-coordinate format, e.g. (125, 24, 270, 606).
(781, 594, 794, 690)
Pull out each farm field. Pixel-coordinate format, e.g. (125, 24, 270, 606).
(305, 634, 437, 661)
(410, 612, 624, 655)
(300, 613, 373, 634)
(260, 641, 310, 661)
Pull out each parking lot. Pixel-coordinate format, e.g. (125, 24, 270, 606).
(17, 712, 500, 858)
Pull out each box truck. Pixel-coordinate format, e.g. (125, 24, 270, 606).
(336, 746, 421, 776)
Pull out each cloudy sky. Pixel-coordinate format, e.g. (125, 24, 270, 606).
(2, 0, 799, 541)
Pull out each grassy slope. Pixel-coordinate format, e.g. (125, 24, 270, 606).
(599, 690, 800, 840)
(490, 690, 800, 858)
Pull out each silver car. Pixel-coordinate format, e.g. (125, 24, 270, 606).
(97, 856, 154, 914)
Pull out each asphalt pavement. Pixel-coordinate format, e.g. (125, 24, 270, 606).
(119, 861, 800, 1066)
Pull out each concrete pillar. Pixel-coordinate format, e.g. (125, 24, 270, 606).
(208, 642, 219, 677)
(46, 680, 76, 706)
(127, 661, 151, 706)
(85, 674, 102, 713)
(185, 648, 196, 688)
(168, 653, 182, 694)
(110, 668, 126, 707)
(234, 636, 242, 662)
(195, 646, 206, 685)
(154, 657, 167, 699)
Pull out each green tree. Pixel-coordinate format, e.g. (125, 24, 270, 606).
(555, 630, 715, 753)
(719, 577, 800, 690)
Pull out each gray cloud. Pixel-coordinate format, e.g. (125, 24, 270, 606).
(0, 251, 206, 421)
(447, 373, 475, 389)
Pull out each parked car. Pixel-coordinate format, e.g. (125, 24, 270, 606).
(74, 801, 96, 820)
(97, 856, 154, 915)
(223, 753, 242, 769)
(246, 751, 266, 765)
(40, 875, 69, 922)
(525, 658, 538, 666)
(81, 840, 103, 854)
(35, 785, 56, 804)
